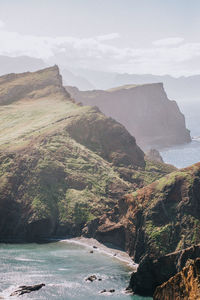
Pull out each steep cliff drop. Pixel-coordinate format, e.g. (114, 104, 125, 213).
(66, 83, 191, 149)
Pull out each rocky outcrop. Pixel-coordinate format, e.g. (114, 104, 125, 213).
(145, 149, 164, 163)
(128, 245, 200, 296)
(66, 84, 191, 149)
(154, 258, 200, 300)
(10, 283, 45, 296)
(0, 65, 70, 105)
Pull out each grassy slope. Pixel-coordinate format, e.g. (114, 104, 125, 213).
(0, 67, 176, 239)
(123, 163, 200, 261)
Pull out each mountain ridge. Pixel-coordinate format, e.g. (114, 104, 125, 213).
(66, 83, 191, 149)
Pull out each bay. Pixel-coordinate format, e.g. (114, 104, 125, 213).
(0, 242, 151, 300)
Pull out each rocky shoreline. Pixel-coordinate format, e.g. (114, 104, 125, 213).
(60, 237, 137, 270)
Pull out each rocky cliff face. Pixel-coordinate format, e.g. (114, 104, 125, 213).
(84, 162, 200, 262)
(154, 258, 200, 300)
(0, 66, 174, 241)
(66, 83, 191, 149)
(129, 245, 200, 296)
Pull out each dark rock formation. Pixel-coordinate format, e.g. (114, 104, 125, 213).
(85, 275, 97, 282)
(66, 83, 191, 149)
(10, 283, 45, 296)
(154, 258, 200, 300)
(128, 245, 200, 297)
(100, 289, 115, 294)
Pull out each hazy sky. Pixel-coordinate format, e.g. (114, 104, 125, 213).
(0, 0, 200, 75)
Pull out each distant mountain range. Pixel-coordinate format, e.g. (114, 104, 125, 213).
(1, 55, 200, 102)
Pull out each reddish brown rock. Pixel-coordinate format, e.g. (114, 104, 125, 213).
(154, 258, 200, 300)
(128, 245, 200, 297)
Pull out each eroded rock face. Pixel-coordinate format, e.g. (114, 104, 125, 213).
(129, 245, 200, 297)
(84, 162, 200, 261)
(154, 258, 200, 300)
(66, 83, 191, 149)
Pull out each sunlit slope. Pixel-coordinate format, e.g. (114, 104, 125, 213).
(0, 66, 175, 241)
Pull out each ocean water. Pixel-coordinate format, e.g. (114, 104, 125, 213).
(160, 101, 200, 169)
(160, 139, 200, 169)
(0, 242, 151, 300)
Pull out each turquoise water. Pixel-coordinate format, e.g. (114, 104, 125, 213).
(160, 139, 200, 169)
(0, 242, 151, 300)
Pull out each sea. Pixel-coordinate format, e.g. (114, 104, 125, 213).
(0, 242, 151, 300)
(160, 104, 200, 168)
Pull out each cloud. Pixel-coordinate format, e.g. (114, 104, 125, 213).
(153, 37, 184, 47)
(0, 26, 200, 76)
(0, 20, 5, 29)
(97, 33, 120, 41)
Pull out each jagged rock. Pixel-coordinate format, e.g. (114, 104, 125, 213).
(10, 283, 45, 296)
(154, 258, 200, 300)
(128, 245, 200, 297)
(66, 83, 191, 149)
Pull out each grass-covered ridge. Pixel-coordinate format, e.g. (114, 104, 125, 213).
(0, 66, 176, 240)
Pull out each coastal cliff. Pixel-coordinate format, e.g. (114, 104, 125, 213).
(0, 66, 174, 241)
(66, 83, 191, 149)
(1, 66, 198, 299)
(85, 162, 200, 262)
(129, 245, 200, 296)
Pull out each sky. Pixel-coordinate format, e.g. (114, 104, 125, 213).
(0, 0, 200, 76)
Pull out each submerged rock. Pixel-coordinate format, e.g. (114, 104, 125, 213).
(10, 283, 45, 296)
(100, 289, 115, 294)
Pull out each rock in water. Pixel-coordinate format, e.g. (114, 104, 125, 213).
(85, 275, 97, 282)
(154, 258, 200, 300)
(100, 289, 115, 294)
(10, 283, 45, 296)
(145, 149, 164, 163)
